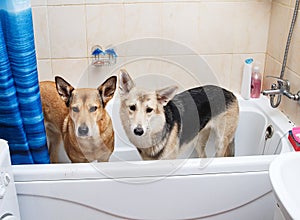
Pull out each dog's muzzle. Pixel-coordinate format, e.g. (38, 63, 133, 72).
(133, 126, 144, 136)
(78, 124, 89, 136)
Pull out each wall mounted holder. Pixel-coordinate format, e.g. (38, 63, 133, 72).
(91, 45, 117, 66)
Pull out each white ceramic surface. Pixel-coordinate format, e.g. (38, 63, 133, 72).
(269, 152, 300, 220)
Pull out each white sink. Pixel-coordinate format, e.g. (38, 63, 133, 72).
(269, 152, 300, 220)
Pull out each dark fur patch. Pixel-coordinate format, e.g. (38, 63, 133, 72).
(164, 85, 236, 146)
(66, 90, 74, 107)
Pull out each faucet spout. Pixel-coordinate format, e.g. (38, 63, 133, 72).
(262, 76, 300, 107)
(262, 89, 281, 96)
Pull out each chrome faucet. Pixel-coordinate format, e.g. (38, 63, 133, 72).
(262, 76, 300, 108)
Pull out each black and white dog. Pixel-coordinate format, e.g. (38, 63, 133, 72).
(119, 69, 239, 160)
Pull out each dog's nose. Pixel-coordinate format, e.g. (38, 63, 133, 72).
(134, 126, 144, 136)
(78, 124, 89, 136)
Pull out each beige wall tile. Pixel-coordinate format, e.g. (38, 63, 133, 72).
(51, 59, 89, 87)
(121, 58, 165, 89)
(87, 65, 117, 82)
(48, 5, 87, 59)
(286, 14, 300, 76)
(160, 55, 219, 87)
(233, 1, 271, 54)
(279, 68, 300, 124)
(31, 0, 47, 7)
(290, 0, 297, 7)
(273, 0, 291, 6)
(162, 2, 200, 53)
(124, 3, 162, 41)
(202, 54, 232, 89)
(37, 60, 53, 81)
(197, 2, 235, 54)
(267, 2, 292, 62)
(263, 55, 282, 91)
(86, 0, 123, 3)
(47, 0, 84, 5)
(115, 38, 196, 58)
(86, 56, 126, 89)
(120, 57, 199, 91)
(86, 4, 124, 53)
(284, 68, 300, 96)
(160, 56, 203, 89)
(125, 0, 162, 2)
(32, 7, 51, 59)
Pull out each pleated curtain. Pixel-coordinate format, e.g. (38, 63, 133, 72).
(0, 0, 49, 164)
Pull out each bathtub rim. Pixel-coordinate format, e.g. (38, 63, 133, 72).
(13, 154, 279, 182)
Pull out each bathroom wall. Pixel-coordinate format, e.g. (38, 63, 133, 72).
(265, 0, 300, 125)
(33, 0, 300, 129)
(31, 0, 271, 89)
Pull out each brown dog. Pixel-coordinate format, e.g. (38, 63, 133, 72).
(40, 76, 116, 163)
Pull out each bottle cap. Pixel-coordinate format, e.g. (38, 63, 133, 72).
(252, 61, 261, 73)
(253, 65, 260, 72)
(245, 58, 253, 64)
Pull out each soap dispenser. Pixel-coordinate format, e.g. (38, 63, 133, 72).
(241, 58, 253, 100)
(250, 63, 262, 98)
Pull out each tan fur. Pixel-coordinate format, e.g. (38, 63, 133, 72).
(195, 99, 239, 158)
(139, 124, 180, 160)
(40, 76, 116, 163)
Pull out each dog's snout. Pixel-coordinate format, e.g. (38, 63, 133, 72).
(78, 124, 89, 136)
(133, 126, 144, 136)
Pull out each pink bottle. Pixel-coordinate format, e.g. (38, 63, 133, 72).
(251, 64, 262, 98)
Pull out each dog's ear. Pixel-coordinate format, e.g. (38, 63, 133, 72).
(156, 86, 178, 106)
(119, 69, 135, 95)
(55, 76, 74, 107)
(98, 76, 117, 107)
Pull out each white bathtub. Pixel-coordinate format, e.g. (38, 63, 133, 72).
(12, 95, 294, 220)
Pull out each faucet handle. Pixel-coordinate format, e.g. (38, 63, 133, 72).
(265, 76, 290, 90)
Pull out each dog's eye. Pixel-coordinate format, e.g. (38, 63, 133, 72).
(146, 107, 153, 113)
(72, 107, 79, 112)
(129, 105, 136, 111)
(89, 106, 97, 112)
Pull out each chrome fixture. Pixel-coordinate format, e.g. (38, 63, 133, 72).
(265, 125, 274, 140)
(262, 125, 274, 155)
(91, 45, 117, 66)
(262, 0, 299, 108)
(262, 76, 300, 107)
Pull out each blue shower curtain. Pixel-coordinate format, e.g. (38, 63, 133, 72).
(0, 0, 50, 164)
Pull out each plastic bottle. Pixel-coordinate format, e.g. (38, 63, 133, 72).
(241, 58, 253, 100)
(250, 63, 262, 98)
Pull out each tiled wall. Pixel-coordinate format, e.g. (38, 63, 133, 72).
(31, 0, 300, 125)
(31, 0, 271, 89)
(265, 0, 300, 125)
